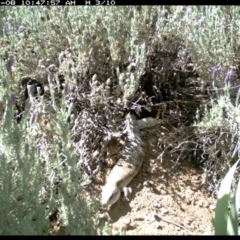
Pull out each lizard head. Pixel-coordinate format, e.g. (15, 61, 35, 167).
(101, 185, 121, 209)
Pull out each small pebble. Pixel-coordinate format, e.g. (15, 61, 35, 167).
(143, 181, 149, 186)
(198, 200, 203, 207)
(161, 208, 169, 214)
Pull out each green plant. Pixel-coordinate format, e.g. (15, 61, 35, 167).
(1, 6, 240, 235)
(214, 158, 240, 235)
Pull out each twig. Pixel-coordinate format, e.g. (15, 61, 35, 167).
(159, 216, 187, 231)
(147, 196, 187, 231)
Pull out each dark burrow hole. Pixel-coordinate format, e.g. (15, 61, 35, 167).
(130, 71, 175, 120)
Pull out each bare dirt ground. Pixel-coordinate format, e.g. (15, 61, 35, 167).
(83, 125, 216, 235)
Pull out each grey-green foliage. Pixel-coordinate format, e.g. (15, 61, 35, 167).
(52, 6, 152, 100)
(1, 5, 240, 235)
(0, 7, 7, 37)
(196, 82, 240, 141)
(0, 102, 96, 234)
(2, 6, 239, 96)
(0, 92, 48, 234)
(0, 58, 96, 235)
(0, 7, 153, 102)
(153, 6, 240, 86)
(194, 81, 240, 235)
(2, 6, 240, 78)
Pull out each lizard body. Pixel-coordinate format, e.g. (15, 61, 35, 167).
(101, 113, 160, 209)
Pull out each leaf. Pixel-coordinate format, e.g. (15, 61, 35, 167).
(227, 177, 240, 235)
(214, 158, 240, 235)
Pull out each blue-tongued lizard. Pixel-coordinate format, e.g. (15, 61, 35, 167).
(101, 113, 160, 209)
